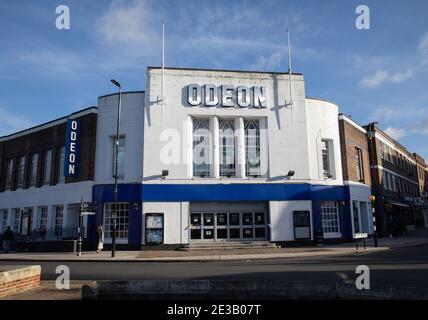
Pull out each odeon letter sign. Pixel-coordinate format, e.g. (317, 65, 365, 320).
(64, 119, 80, 177)
(187, 84, 267, 108)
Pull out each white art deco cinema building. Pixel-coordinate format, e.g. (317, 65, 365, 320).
(1, 67, 372, 250)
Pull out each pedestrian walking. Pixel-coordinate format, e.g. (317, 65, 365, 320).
(96, 225, 104, 253)
(2, 226, 14, 254)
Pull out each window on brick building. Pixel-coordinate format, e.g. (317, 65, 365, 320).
(355, 147, 364, 182)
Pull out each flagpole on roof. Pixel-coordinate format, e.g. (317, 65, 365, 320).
(160, 20, 165, 122)
(287, 28, 293, 106)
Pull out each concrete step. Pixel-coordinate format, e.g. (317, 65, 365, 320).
(179, 241, 280, 251)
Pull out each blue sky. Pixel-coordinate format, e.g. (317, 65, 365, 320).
(0, 0, 427, 158)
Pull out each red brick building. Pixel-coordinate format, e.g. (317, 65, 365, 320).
(0, 107, 97, 249)
(365, 123, 423, 237)
(338, 114, 373, 236)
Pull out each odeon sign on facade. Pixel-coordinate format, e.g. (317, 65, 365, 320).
(187, 84, 267, 108)
(64, 119, 80, 177)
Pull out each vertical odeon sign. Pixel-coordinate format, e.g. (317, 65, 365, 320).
(64, 119, 80, 177)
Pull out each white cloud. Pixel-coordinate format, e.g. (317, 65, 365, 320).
(15, 49, 86, 76)
(96, 0, 157, 47)
(359, 69, 413, 88)
(251, 52, 283, 71)
(419, 32, 428, 64)
(0, 107, 35, 136)
(371, 105, 427, 122)
(359, 70, 389, 88)
(384, 126, 407, 140)
(413, 117, 428, 135)
(389, 70, 413, 83)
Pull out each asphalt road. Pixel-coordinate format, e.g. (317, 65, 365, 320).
(1, 244, 428, 289)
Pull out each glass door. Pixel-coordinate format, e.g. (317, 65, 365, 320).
(189, 211, 268, 242)
(202, 213, 215, 240)
(216, 213, 228, 241)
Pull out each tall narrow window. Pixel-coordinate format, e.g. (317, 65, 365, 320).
(219, 119, 236, 177)
(13, 208, 21, 233)
(43, 150, 52, 185)
(321, 201, 340, 235)
(54, 205, 63, 238)
(57, 146, 65, 184)
(193, 119, 211, 177)
(29, 153, 38, 187)
(5, 159, 14, 190)
(17, 156, 26, 189)
(321, 139, 333, 178)
(244, 120, 261, 177)
(0, 209, 8, 232)
(39, 207, 48, 231)
(352, 201, 360, 234)
(355, 147, 364, 182)
(112, 137, 126, 179)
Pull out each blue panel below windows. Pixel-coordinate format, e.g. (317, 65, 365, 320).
(92, 183, 347, 203)
(89, 183, 351, 245)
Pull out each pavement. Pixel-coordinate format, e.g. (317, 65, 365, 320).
(1, 238, 427, 300)
(0, 280, 88, 300)
(0, 234, 427, 262)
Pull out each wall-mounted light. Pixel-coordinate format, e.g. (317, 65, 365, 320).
(161, 170, 169, 179)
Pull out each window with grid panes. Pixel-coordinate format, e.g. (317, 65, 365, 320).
(103, 203, 129, 240)
(219, 119, 236, 177)
(54, 205, 63, 237)
(244, 120, 261, 177)
(192, 119, 211, 177)
(321, 201, 340, 234)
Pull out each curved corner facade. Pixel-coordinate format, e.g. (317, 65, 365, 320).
(90, 67, 354, 248)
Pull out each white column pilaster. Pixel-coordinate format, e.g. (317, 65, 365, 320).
(186, 116, 193, 179)
(237, 117, 246, 178)
(212, 116, 220, 178)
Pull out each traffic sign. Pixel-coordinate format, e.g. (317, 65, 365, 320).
(81, 202, 97, 211)
(82, 211, 96, 215)
(353, 233, 368, 239)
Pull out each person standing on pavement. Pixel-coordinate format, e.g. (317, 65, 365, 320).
(96, 225, 104, 253)
(2, 226, 14, 254)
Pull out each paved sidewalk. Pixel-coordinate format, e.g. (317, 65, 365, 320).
(0, 235, 427, 262)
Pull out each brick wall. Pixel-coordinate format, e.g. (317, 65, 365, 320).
(339, 118, 371, 185)
(0, 111, 97, 192)
(0, 265, 41, 298)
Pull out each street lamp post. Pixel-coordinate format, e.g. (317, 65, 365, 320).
(110, 79, 122, 258)
(370, 195, 378, 247)
(367, 122, 379, 248)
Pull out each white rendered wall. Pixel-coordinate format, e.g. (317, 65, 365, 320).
(305, 98, 343, 185)
(346, 182, 373, 235)
(143, 68, 313, 184)
(0, 181, 92, 234)
(142, 202, 189, 245)
(94, 92, 145, 184)
(269, 201, 313, 242)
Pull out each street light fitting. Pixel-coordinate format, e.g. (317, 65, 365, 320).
(111, 79, 121, 89)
